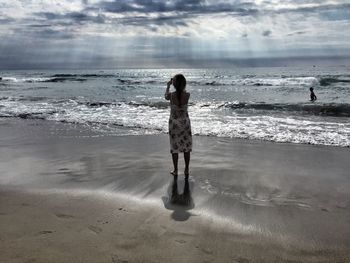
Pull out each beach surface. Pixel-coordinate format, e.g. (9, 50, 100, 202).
(1, 118, 350, 262)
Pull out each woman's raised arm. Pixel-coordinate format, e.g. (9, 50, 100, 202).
(165, 79, 172, 100)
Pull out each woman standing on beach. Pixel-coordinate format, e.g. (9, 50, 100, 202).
(165, 74, 192, 180)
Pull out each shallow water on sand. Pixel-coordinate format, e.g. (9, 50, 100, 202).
(1, 118, 350, 253)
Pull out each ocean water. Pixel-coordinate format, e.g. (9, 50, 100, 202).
(1, 67, 350, 147)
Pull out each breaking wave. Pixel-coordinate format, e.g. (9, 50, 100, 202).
(0, 74, 320, 87)
(220, 102, 350, 117)
(0, 97, 349, 147)
(1, 73, 350, 88)
(192, 77, 318, 87)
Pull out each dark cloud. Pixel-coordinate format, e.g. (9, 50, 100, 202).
(1, 0, 350, 69)
(35, 28, 76, 39)
(33, 10, 190, 30)
(117, 14, 190, 28)
(287, 31, 307, 36)
(94, 1, 350, 19)
(98, 0, 202, 13)
(94, 0, 258, 16)
(34, 11, 106, 24)
(13, 27, 76, 40)
(78, 0, 259, 30)
(318, 8, 350, 21)
(274, 2, 350, 16)
(2, 1, 350, 33)
(10, 11, 103, 40)
(28, 24, 52, 28)
(262, 30, 271, 37)
(0, 16, 15, 24)
(11, 1, 349, 34)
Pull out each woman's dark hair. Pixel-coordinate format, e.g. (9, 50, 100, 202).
(173, 74, 186, 105)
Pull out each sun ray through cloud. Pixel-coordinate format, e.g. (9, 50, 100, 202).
(0, 0, 349, 68)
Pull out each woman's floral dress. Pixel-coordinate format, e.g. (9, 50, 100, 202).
(169, 94, 192, 153)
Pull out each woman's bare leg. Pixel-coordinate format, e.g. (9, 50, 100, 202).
(184, 151, 190, 179)
(171, 153, 178, 176)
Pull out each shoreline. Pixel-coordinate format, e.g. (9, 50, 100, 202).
(1, 118, 350, 262)
(1, 116, 349, 149)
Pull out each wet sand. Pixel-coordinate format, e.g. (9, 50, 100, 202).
(1, 118, 350, 262)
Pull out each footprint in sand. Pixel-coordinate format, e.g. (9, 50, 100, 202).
(38, 230, 54, 235)
(200, 247, 213, 255)
(55, 213, 74, 219)
(336, 205, 347, 210)
(175, 239, 187, 244)
(97, 219, 109, 224)
(233, 257, 250, 263)
(111, 254, 128, 263)
(88, 225, 102, 234)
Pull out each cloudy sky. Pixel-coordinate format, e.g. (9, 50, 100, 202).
(0, 0, 350, 68)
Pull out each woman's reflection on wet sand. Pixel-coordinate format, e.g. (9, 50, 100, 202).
(162, 178, 195, 221)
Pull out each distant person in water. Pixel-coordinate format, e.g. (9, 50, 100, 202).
(165, 74, 192, 180)
(310, 87, 317, 102)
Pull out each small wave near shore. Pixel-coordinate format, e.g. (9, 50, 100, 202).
(0, 96, 349, 147)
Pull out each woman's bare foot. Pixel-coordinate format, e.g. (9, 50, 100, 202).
(170, 170, 178, 179)
(184, 169, 189, 179)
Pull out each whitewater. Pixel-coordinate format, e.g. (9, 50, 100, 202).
(0, 67, 350, 146)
